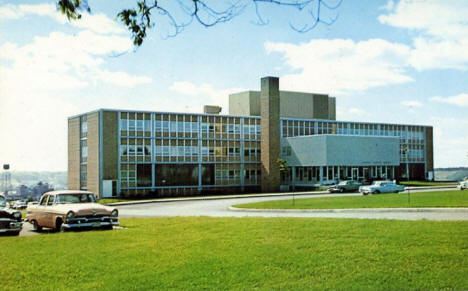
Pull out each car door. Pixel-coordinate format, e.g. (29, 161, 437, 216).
(381, 183, 390, 193)
(43, 195, 56, 228)
(35, 195, 49, 227)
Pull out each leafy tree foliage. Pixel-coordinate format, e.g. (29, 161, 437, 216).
(57, 0, 342, 46)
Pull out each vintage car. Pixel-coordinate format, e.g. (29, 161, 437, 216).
(0, 194, 22, 236)
(359, 180, 405, 195)
(458, 178, 468, 190)
(26, 190, 119, 232)
(328, 180, 362, 193)
(13, 200, 28, 210)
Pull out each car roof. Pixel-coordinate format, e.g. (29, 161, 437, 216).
(42, 190, 95, 196)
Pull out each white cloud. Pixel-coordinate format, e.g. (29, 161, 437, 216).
(0, 3, 126, 35)
(401, 100, 423, 108)
(379, 0, 468, 70)
(0, 3, 152, 171)
(379, 0, 394, 11)
(170, 81, 244, 113)
(265, 38, 412, 95)
(336, 107, 371, 122)
(428, 117, 468, 167)
(98, 71, 152, 88)
(431, 93, 468, 108)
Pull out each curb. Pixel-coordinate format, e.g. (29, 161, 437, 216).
(107, 191, 332, 206)
(107, 185, 458, 206)
(228, 206, 468, 213)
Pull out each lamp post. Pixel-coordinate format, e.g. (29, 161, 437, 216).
(402, 145, 410, 206)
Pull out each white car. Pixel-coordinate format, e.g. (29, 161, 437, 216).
(458, 178, 468, 190)
(359, 181, 405, 195)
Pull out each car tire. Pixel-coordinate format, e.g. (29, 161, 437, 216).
(31, 220, 42, 232)
(340, 188, 344, 193)
(101, 225, 113, 231)
(56, 218, 65, 232)
(374, 190, 380, 194)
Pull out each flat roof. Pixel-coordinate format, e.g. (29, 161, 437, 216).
(68, 108, 431, 128)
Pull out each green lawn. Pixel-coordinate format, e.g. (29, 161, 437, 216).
(98, 198, 133, 205)
(235, 190, 468, 210)
(1, 217, 468, 290)
(400, 180, 456, 187)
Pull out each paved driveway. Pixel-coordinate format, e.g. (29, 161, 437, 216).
(117, 190, 468, 221)
(13, 189, 467, 237)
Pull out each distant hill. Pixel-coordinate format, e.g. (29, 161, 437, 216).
(434, 167, 468, 181)
(7, 171, 67, 189)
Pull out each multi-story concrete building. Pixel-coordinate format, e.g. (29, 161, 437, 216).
(68, 77, 433, 198)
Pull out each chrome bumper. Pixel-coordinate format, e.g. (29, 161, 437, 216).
(63, 221, 120, 229)
(0, 221, 22, 233)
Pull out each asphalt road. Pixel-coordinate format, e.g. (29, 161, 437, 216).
(117, 189, 468, 221)
(13, 188, 468, 237)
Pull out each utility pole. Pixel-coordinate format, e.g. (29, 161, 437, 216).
(402, 145, 410, 206)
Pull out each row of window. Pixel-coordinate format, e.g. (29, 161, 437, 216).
(281, 120, 426, 141)
(120, 119, 261, 136)
(120, 145, 261, 158)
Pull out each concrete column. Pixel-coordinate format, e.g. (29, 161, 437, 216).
(319, 166, 323, 182)
(260, 76, 281, 193)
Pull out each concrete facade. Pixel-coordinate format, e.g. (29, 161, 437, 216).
(102, 111, 119, 182)
(67, 117, 80, 190)
(87, 112, 100, 195)
(282, 135, 400, 167)
(260, 77, 281, 193)
(229, 90, 336, 120)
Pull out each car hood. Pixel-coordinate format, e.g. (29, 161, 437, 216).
(50, 203, 114, 216)
(0, 208, 18, 219)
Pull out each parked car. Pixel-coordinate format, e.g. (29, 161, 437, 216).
(458, 178, 468, 190)
(359, 181, 405, 195)
(26, 190, 119, 232)
(13, 200, 28, 210)
(0, 194, 22, 236)
(328, 180, 362, 193)
(320, 179, 339, 186)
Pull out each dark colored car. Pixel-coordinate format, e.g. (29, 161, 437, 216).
(0, 194, 22, 236)
(328, 180, 362, 193)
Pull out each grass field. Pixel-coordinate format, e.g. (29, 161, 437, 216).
(1, 217, 468, 290)
(400, 180, 456, 187)
(235, 190, 468, 210)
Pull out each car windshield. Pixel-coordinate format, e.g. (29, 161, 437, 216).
(0, 196, 6, 208)
(56, 194, 97, 204)
(338, 181, 348, 185)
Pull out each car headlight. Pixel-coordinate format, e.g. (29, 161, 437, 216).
(111, 209, 118, 217)
(66, 211, 75, 219)
(13, 211, 21, 220)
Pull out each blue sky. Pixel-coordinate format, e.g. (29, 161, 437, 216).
(1, 0, 467, 171)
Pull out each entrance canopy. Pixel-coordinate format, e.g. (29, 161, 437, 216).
(281, 134, 400, 167)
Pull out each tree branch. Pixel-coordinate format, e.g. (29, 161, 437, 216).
(56, 0, 343, 46)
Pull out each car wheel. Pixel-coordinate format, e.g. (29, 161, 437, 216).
(101, 225, 113, 231)
(31, 220, 42, 232)
(340, 188, 344, 193)
(56, 219, 65, 232)
(374, 190, 380, 194)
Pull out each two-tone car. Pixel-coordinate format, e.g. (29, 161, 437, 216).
(359, 180, 405, 195)
(328, 180, 362, 193)
(26, 190, 119, 232)
(0, 194, 22, 236)
(458, 178, 468, 190)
